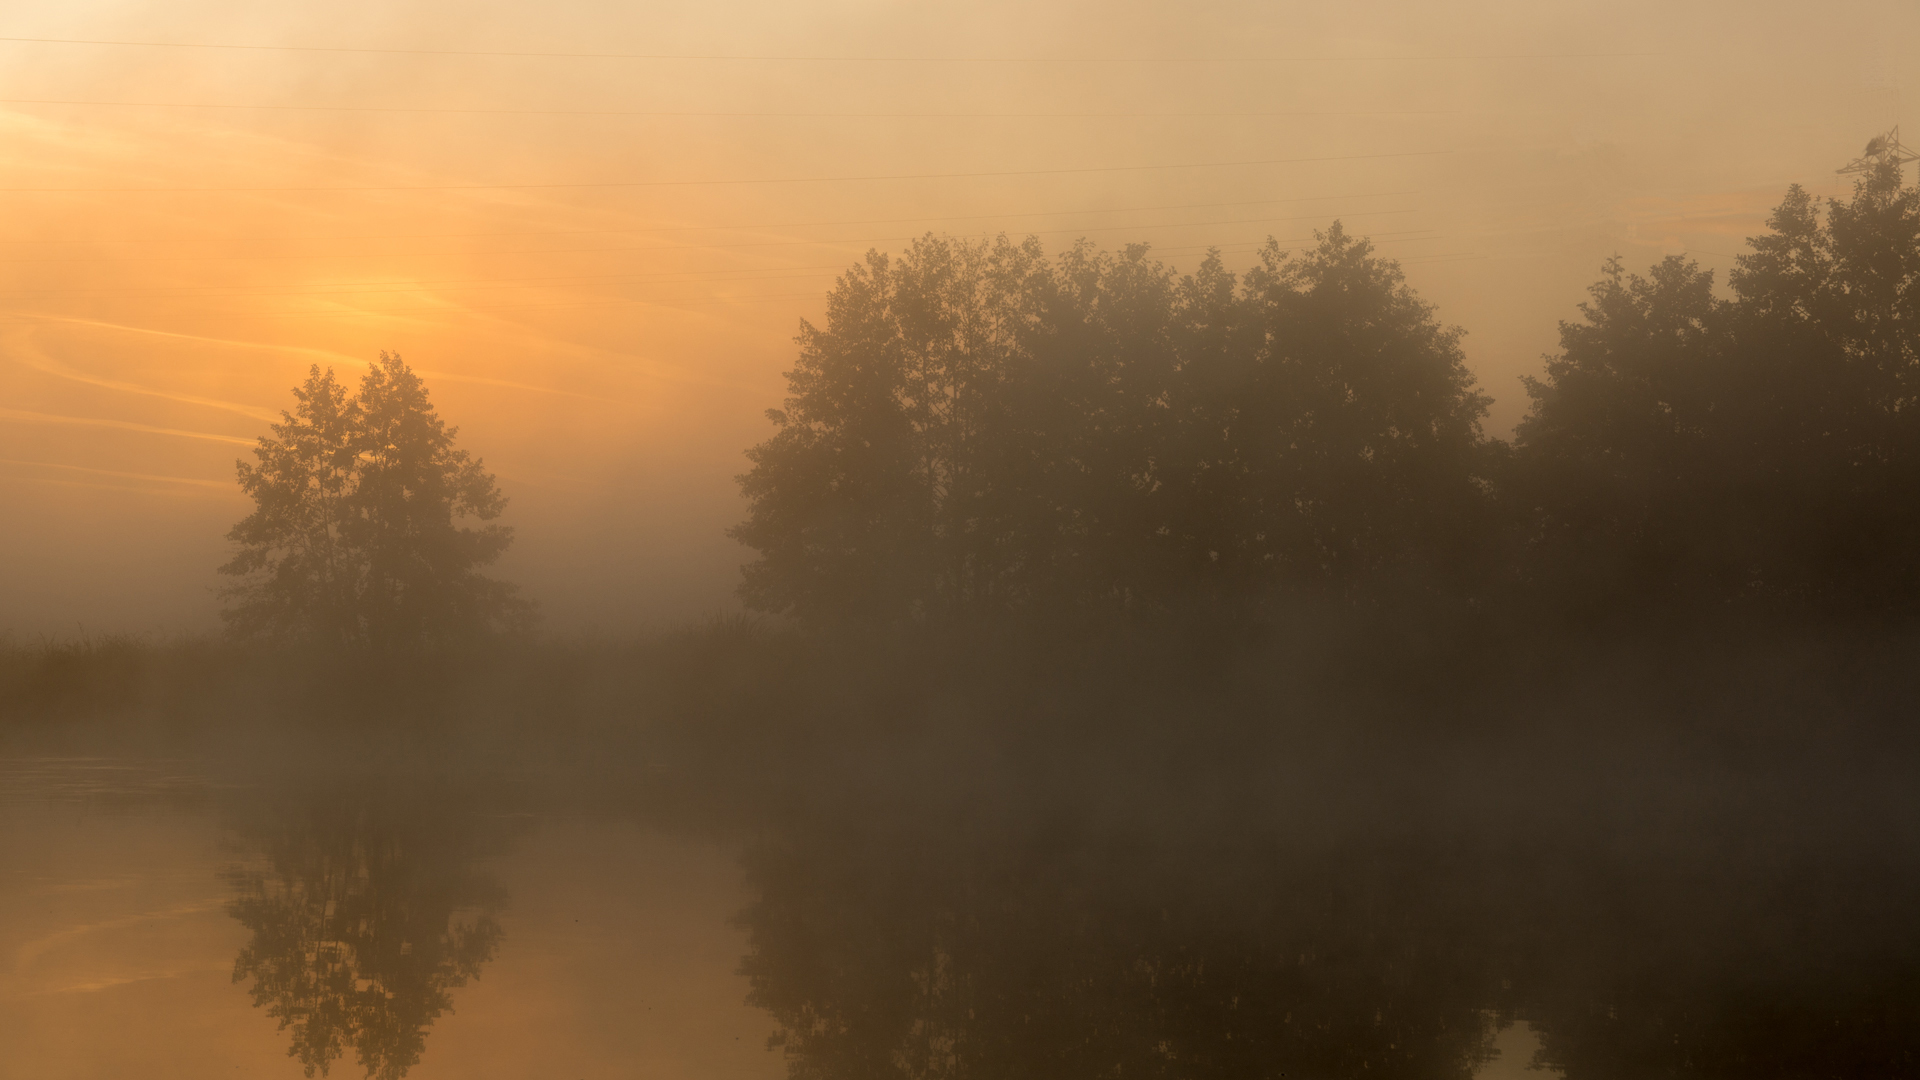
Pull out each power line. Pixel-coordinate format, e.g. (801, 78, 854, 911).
(0, 148, 1456, 193)
(0, 36, 1663, 63)
(1, 293, 841, 320)
(0, 97, 1482, 119)
(0, 191, 1419, 245)
(0, 209, 1420, 264)
(0, 236, 1460, 320)
(0, 265, 849, 299)
(0, 231, 1445, 300)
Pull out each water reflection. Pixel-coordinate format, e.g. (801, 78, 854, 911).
(731, 782, 1920, 1080)
(222, 772, 512, 1080)
(738, 819, 1503, 1080)
(6, 745, 1917, 1077)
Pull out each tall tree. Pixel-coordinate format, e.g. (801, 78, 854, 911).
(220, 353, 531, 647)
(730, 235, 1051, 624)
(1511, 254, 1727, 607)
(1515, 158, 1920, 617)
(1164, 225, 1494, 606)
(732, 227, 1496, 627)
(221, 366, 365, 645)
(1724, 158, 1920, 611)
(352, 354, 524, 647)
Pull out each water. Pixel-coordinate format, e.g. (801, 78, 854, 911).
(2, 748, 1914, 1079)
(1, 758, 774, 1079)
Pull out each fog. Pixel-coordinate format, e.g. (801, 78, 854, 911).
(5, 0, 1917, 633)
(9, 5, 1920, 1077)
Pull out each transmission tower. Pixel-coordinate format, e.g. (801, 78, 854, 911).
(1837, 126, 1920, 177)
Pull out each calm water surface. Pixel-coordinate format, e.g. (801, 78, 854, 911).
(1, 757, 777, 1080)
(3, 750, 1912, 1079)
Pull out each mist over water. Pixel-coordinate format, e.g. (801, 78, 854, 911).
(8, 614, 1920, 1077)
(10, 3, 1920, 1077)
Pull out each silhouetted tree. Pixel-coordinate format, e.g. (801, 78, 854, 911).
(1722, 158, 1920, 612)
(731, 236, 1052, 623)
(1511, 254, 1726, 607)
(351, 355, 527, 647)
(1515, 159, 1920, 618)
(1158, 226, 1494, 608)
(732, 227, 1496, 627)
(220, 352, 531, 647)
(221, 365, 366, 645)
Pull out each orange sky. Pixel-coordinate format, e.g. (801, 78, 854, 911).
(2, 0, 1913, 635)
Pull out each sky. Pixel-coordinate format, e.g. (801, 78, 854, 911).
(2, 0, 1915, 636)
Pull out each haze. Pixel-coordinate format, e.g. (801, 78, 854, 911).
(3, 0, 1912, 635)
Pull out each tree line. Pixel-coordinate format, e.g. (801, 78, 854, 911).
(733, 159, 1920, 629)
(219, 160, 1920, 645)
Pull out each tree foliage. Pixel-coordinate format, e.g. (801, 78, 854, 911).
(737, 161, 1920, 632)
(732, 226, 1496, 626)
(1517, 159, 1920, 618)
(221, 353, 531, 647)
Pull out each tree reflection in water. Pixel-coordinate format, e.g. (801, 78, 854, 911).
(223, 772, 509, 1080)
(738, 811, 1504, 1080)
(733, 780, 1920, 1080)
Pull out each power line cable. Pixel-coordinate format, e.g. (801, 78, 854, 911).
(0, 237, 1464, 319)
(0, 231, 1445, 299)
(0, 98, 1491, 118)
(0, 190, 1418, 245)
(0, 209, 1419, 264)
(0, 36, 1663, 63)
(0, 148, 1457, 193)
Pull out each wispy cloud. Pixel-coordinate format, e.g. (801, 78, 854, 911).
(414, 368, 628, 404)
(0, 457, 232, 490)
(3, 334, 278, 421)
(6, 312, 632, 403)
(0, 312, 365, 367)
(1612, 188, 1785, 249)
(0, 406, 254, 445)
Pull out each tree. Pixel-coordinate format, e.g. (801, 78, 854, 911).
(1164, 225, 1495, 606)
(1724, 159, 1920, 611)
(220, 353, 531, 647)
(1514, 159, 1920, 618)
(730, 235, 1053, 624)
(221, 365, 366, 645)
(1511, 254, 1727, 607)
(731, 227, 1497, 627)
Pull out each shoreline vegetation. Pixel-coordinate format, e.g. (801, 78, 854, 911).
(9, 157, 1920, 828)
(11, 150, 1920, 1080)
(6, 609, 1918, 770)
(1, 156, 1917, 904)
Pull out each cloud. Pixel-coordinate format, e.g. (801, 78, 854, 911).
(3, 312, 364, 367)
(3, 332, 279, 421)
(0, 457, 234, 491)
(0, 406, 255, 445)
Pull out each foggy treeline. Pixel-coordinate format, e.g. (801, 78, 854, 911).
(9, 165, 1920, 1080)
(11, 161, 1920, 736)
(735, 158, 1920, 632)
